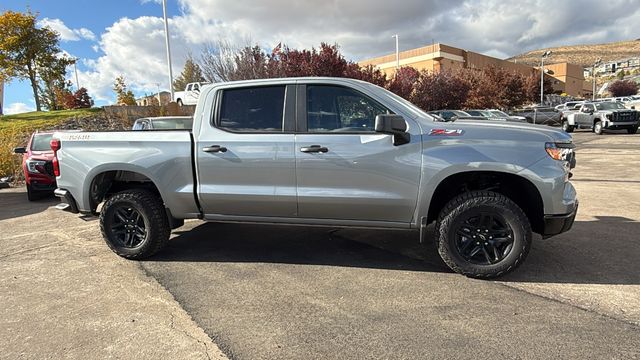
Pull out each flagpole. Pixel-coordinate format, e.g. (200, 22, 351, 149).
(162, 0, 174, 101)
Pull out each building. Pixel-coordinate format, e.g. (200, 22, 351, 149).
(135, 91, 171, 106)
(359, 43, 592, 98)
(595, 58, 640, 75)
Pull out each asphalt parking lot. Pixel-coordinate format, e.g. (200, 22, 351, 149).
(1, 130, 639, 359)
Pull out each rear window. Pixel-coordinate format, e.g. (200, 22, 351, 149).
(538, 108, 556, 112)
(31, 133, 53, 152)
(151, 118, 193, 129)
(218, 86, 285, 132)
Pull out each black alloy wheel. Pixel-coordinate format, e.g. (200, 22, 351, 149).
(108, 205, 147, 248)
(453, 211, 514, 265)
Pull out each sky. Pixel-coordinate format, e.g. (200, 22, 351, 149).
(2, 0, 639, 114)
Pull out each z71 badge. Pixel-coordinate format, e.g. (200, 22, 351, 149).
(428, 129, 464, 136)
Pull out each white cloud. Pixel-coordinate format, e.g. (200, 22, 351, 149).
(38, 18, 96, 41)
(77, 16, 190, 102)
(74, 0, 640, 104)
(4, 102, 35, 115)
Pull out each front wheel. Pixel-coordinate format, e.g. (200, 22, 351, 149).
(176, 99, 183, 107)
(562, 121, 574, 133)
(26, 183, 38, 201)
(594, 121, 604, 135)
(435, 191, 532, 278)
(99, 189, 170, 259)
(627, 126, 638, 134)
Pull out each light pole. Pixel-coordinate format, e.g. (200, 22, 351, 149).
(162, 0, 174, 102)
(392, 34, 399, 70)
(73, 58, 80, 90)
(540, 50, 552, 105)
(592, 58, 602, 101)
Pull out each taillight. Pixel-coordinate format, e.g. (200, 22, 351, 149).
(50, 138, 61, 177)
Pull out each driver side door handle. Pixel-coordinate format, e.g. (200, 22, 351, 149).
(300, 145, 329, 153)
(203, 145, 227, 153)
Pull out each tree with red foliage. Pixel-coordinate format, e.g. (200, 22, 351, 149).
(523, 70, 555, 104)
(61, 87, 93, 109)
(386, 67, 419, 100)
(608, 80, 639, 97)
(410, 70, 471, 111)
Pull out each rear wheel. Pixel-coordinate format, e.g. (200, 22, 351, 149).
(435, 191, 532, 278)
(562, 121, 574, 133)
(627, 126, 638, 134)
(99, 189, 170, 259)
(594, 121, 604, 135)
(176, 99, 183, 106)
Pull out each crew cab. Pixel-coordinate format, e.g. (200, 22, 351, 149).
(52, 77, 578, 278)
(564, 101, 639, 134)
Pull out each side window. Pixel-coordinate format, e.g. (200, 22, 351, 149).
(218, 86, 285, 132)
(307, 85, 389, 132)
(193, 84, 199, 91)
(187, 84, 192, 91)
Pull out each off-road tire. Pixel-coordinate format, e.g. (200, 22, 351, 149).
(435, 191, 532, 279)
(562, 121, 574, 133)
(594, 121, 603, 135)
(99, 189, 170, 259)
(627, 126, 638, 134)
(26, 183, 38, 201)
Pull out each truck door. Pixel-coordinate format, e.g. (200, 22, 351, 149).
(578, 104, 594, 127)
(294, 84, 421, 224)
(195, 84, 297, 218)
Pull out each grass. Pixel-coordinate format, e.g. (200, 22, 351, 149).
(0, 108, 104, 180)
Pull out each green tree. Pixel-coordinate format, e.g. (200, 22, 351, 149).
(173, 53, 205, 91)
(113, 75, 136, 105)
(0, 10, 64, 111)
(617, 70, 626, 80)
(38, 55, 74, 110)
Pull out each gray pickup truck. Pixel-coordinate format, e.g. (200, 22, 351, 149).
(52, 77, 578, 278)
(564, 101, 639, 134)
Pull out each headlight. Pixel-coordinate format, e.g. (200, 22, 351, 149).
(26, 159, 46, 174)
(545, 142, 574, 162)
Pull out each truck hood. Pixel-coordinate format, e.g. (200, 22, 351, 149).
(431, 119, 572, 143)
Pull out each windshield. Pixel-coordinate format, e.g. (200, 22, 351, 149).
(30, 133, 53, 152)
(595, 102, 626, 110)
(151, 118, 193, 129)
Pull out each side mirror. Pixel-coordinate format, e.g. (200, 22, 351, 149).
(375, 114, 410, 146)
(13, 147, 26, 154)
(449, 115, 459, 122)
(632, 106, 636, 110)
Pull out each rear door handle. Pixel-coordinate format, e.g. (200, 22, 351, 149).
(202, 145, 227, 153)
(300, 145, 329, 153)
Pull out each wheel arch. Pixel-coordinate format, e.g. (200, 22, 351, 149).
(87, 169, 165, 213)
(426, 171, 545, 234)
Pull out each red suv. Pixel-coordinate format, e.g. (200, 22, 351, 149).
(13, 132, 57, 201)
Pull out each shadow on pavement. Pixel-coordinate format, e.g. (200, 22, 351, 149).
(500, 216, 639, 285)
(152, 215, 639, 286)
(150, 222, 450, 274)
(0, 189, 57, 221)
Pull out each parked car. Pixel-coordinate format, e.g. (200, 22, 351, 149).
(429, 110, 472, 121)
(13, 132, 56, 201)
(563, 101, 639, 134)
(132, 116, 193, 130)
(555, 101, 585, 112)
(173, 82, 209, 106)
(485, 109, 527, 122)
(465, 109, 526, 122)
(52, 77, 578, 279)
(510, 107, 561, 126)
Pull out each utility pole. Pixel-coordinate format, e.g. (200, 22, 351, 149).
(540, 50, 552, 105)
(592, 58, 602, 101)
(73, 58, 80, 90)
(162, 0, 174, 101)
(392, 34, 399, 70)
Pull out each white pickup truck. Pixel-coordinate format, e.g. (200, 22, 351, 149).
(173, 82, 209, 106)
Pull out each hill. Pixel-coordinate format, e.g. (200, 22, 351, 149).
(509, 39, 640, 68)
